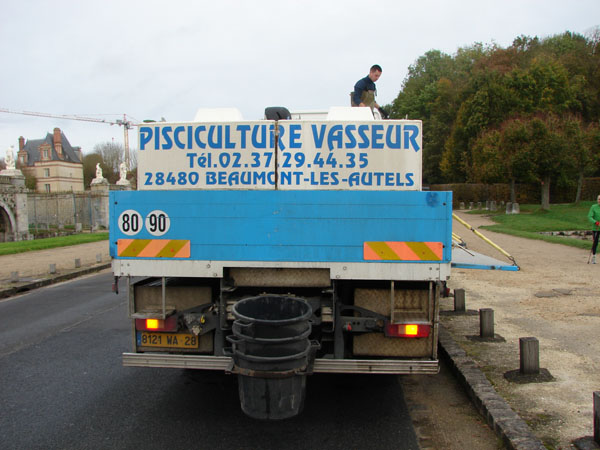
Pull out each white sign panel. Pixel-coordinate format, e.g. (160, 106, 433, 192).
(276, 120, 422, 190)
(137, 121, 277, 190)
(137, 119, 422, 191)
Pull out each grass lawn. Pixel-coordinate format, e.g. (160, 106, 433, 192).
(466, 202, 595, 250)
(0, 232, 109, 256)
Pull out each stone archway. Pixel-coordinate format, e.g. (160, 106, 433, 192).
(0, 173, 29, 241)
(0, 205, 15, 242)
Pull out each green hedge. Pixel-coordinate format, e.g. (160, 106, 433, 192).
(429, 178, 600, 206)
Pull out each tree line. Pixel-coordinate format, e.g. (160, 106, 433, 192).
(388, 30, 600, 208)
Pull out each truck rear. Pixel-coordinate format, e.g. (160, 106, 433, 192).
(110, 107, 452, 418)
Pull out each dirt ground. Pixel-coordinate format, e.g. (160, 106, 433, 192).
(443, 212, 600, 449)
(0, 241, 110, 285)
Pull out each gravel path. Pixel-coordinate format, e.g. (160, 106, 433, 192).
(444, 211, 599, 448)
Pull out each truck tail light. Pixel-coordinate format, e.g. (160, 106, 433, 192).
(147, 319, 160, 329)
(135, 315, 178, 332)
(384, 323, 430, 338)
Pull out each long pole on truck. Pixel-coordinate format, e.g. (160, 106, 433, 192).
(453, 213, 518, 267)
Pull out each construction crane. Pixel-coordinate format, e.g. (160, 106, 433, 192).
(116, 114, 135, 171)
(0, 107, 138, 170)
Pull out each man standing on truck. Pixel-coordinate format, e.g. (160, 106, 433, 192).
(352, 65, 382, 111)
(588, 194, 600, 264)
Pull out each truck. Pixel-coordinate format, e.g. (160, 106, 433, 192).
(110, 106, 516, 419)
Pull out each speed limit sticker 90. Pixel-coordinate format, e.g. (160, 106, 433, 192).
(118, 210, 170, 236)
(145, 210, 170, 236)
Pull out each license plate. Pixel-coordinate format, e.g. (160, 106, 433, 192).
(138, 332, 199, 349)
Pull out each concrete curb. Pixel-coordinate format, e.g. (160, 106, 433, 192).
(438, 325, 546, 450)
(0, 263, 112, 299)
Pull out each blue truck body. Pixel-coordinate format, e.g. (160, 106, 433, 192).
(110, 189, 452, 265)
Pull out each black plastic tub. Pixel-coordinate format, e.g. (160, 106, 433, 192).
(232, 295, 312, 338)
(230, 295, 313, 420)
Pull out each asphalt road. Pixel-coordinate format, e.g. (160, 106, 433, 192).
(0, 272, 420, 450)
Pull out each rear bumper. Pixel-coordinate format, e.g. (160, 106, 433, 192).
(122, 352, 439, 375)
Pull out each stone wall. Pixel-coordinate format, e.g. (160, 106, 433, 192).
(27, 189, 109, 230)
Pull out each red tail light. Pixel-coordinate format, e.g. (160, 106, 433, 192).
(385, 323, 430, 338)
(135, 315, 178, 332)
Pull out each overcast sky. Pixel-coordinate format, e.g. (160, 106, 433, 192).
(1, 0, 598, 158)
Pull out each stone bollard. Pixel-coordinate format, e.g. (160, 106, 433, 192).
(485, 200, 490, 210)
(96, 254, 102, 263)
(469, 202, 474, 210)
(75, 258, 81, 268)
(479, 308, 495, 338)
(49, 264, 56, 274)
(454, 289, 466, 312)
(512, 202, 520, 214)
(519, 337, 540, 375)
(75, 223, 82, 233)
(476, 201, 482, 210)
(506, 202, 513, 214)
(10, 271, 19, 283)
(490, 201, 497, 211)
(594, 391, 599, 445)
(459, 202, 465, 210)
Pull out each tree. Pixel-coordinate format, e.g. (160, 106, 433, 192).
(390, 50, 455, 183)
(471, 118, 535, 202)
(14, 159, 38, 190)
(128, 149, 138, 189)
(93, 142, 125, 184)
(499, 119, 536, 202)
(423, 78, 460, 183)
(471, 129, 503, 183)
(578, 122, 600, 198)
(390, 48, 483, 183)
(560, 116, 587, 203)
(442, 53, 521, 181)
(82, 153, 103, 188)
(25, 174, 37, 191)
(527, 115, 573, 210)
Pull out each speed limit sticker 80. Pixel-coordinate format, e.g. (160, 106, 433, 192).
(118, 210, 170, 236)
